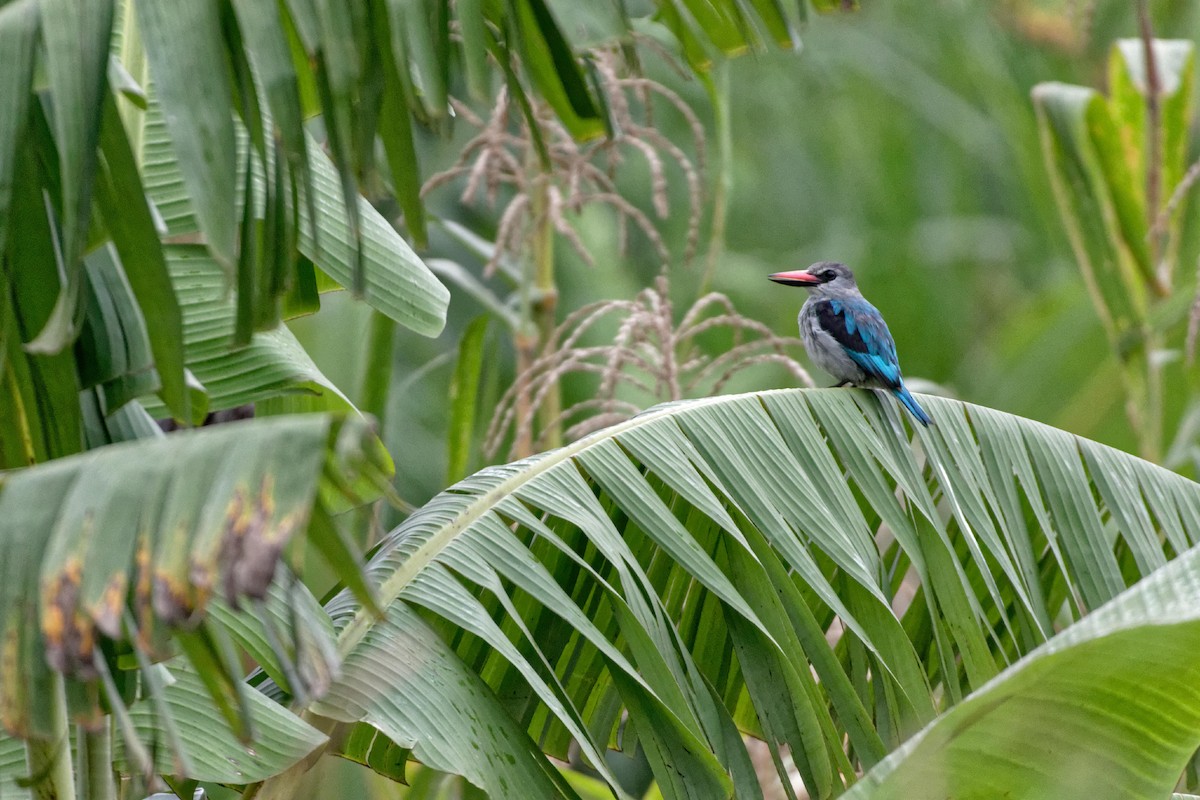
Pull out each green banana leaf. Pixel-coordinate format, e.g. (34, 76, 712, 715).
(845, 535, 1200, 799)
(250, 388, 1200, 800)
(0, 414, 388, 750)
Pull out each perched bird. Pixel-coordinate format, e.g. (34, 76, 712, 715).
(769, 261, 933, 426)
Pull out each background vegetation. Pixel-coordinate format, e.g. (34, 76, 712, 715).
(6, 0, 1200, 798)
(296, 0, 1199, 513)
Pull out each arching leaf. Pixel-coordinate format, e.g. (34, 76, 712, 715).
(291, 389, 1200, 799)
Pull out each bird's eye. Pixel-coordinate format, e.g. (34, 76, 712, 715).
(821, 270, 836, 280)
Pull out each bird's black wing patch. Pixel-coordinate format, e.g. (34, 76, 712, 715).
(813, 300, 868, 352)
(812, 299, 902, 388)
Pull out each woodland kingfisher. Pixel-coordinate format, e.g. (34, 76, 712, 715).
(769, 261, 933, 427)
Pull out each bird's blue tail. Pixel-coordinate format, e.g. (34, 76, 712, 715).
(892, 386, 932, 427)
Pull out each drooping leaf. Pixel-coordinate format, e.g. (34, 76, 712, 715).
(372, 0, 427, 247)
(0, 413, 390, 740)
(297, 132, 448, 336)
(508, 0, 604, 140)
(27, 0, 115, 352)
(95, 91, 190, 422)
(75, 245, 159, 413)
(0, 0, 39, 260)
(139, 94, 449, 337)
(1, 144, 83, 468)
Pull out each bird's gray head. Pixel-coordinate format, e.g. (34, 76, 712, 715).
(767, 261, 858, 297)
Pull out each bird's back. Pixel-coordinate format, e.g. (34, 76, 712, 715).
(801, 294, 901, 389)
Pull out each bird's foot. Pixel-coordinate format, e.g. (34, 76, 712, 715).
(833, 380, 852, 388)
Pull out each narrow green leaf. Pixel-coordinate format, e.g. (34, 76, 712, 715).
(312, 0, 364, 292)
(232, 0, 315, 255)
(654, 0, 715, 72)
(80, 392, 161, 448)
(282, 0, 319, 53)
(3, 146, 83, 466)
(283, 256, 321, 319)
(360, 309, 396, 425)
(235, 145, 261, 344)
(96, 92, 189, 422)
(28, 0, 115, 352)
(456, 0, 491, 100)
(0, 0, 39, 259)
(508, 0, 604, 140)
(676, 0, 747, 54)
(383, 0, 449, 120)
(373, 0, 427, 248)
(75, 245, 159, 413)
(745, 0, 801, 49)
(446, 316, 488, 483)
(176, 624, 255, 741)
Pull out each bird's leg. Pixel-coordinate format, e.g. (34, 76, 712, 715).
(833, 380, 852, 388)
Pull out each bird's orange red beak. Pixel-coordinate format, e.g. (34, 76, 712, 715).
(768, 270, 821, 286)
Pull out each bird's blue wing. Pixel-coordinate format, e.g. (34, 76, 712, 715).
(813, 299, 902, 388)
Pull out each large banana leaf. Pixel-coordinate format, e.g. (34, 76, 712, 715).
(846, 536, 1200, 800)
(0, 413, 389, 751)
(252, 389, 1200, 800)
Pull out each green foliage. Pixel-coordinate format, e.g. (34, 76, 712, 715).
(0, 414, 389, 739)
(6, 1, 1200, 798)
(281, 389, 1200, 799)
(1033, 37, 1198, 462)
(847, 539, 1200, 799)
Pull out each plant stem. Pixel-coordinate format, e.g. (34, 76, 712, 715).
(699, 62, 732, 298)
(513, 240, 536, 460)
(78, 726, 115, 800)
(530, 172, 561, 451)
(25, 675, 76, 800)
(1144, 336, 1163, 462)
(360, 310, 397, 426)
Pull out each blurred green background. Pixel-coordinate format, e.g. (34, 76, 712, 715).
(292, 0, 1199, 509)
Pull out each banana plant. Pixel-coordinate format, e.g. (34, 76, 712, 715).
(6, 389, 1195, 798)
(1033, 36, 1198, 465)
(0, 413, 392, 799)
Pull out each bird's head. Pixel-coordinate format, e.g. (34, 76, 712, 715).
(768, 261, 857, 295)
